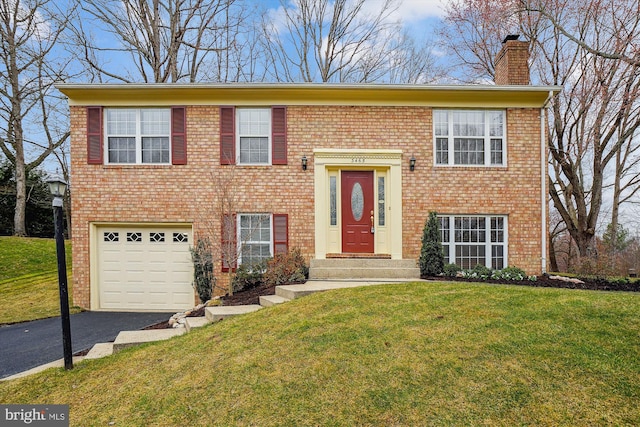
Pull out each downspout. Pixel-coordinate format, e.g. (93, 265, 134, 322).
(540, 90, 553, 274)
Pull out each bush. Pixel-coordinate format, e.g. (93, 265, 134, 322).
(190, 238, 215, 303)
(419, 212, 444, 277)
(492, 266, 527, 281)
(263, 248, 308, 286)
(443, 263, 461, 277)
(461, 264, 492, 280)
(231, 261, 265, 293)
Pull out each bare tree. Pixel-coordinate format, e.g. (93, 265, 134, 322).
(0, 0, 74, 236)
(441, 0, 640, 259)
(259, 0, 437, 83)
(70, 0, 248, 83)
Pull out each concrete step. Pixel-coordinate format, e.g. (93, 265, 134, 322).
(112, 329, 186, 353)
(85, 342, 114, 360)
(309, 258, 420, 280)
(185, 316, 210, 332)
(259, 294, 291, 307)
(205, 304, 263, 322)
(276, 280, 404, 300)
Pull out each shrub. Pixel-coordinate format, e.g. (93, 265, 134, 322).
(419, 212, 444, 277)
(231, 261, 265, 293)
(263, 248, 308, 286)
(443, 263, 461, 277)
(462, 264, 492, 280)
(492, 266, 527, 281)
(190, 238, 215, 303)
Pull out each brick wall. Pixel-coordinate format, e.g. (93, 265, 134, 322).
(494, 39, 530, 85)
(70, 104, 545, 308)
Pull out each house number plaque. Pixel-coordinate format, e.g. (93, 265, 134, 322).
(351, 158, 366, 163)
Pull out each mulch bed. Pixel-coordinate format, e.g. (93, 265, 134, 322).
(437, 274, 640, 292)
(221, 281, 279, 306)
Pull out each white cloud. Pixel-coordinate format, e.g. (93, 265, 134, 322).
(386, 0, 451, 22)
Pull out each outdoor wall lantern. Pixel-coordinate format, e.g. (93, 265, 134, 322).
(46, 173, 73, 370)
(410, 156, 416, 171)
(302, 155, 308, 171)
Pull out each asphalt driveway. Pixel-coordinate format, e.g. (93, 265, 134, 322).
(0, 311, 171, 379)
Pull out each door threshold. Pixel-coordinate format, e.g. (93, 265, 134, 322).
(326, 253, 392, 259)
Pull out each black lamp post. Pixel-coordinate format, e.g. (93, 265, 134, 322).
(47, 174, 73, 370)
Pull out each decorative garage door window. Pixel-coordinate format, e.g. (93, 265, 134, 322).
(127, 232, 142, 242)
(173, 232, 188, 243)
(150, 232, 165, 242)
(104, 232, 119, 242)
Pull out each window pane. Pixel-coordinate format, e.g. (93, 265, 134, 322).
(107, 109, 136, 135)
(453, 111, 484, 137)
(454, 138, 484, 165)
(439, 217, 450, 243)
(142, 137, 170, 163)
(491, 217, 504, 242)
(239, 137, 268, 163)
(378, 177, 385, 226)
(491, 138, 503, 165)
(492, 245, 504, 270)
(140, 109, 170, 135)
(436, 138, 448, 164)
(108, 137, 136, 163)
(456, 245, 485, 270)
(488, 111, 504, 137)
(330, 176, 337, 226)
(434, 110, 448, 136)
(238, 108, 270, 135)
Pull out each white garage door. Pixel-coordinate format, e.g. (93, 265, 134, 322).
(97, 225, 194, 311)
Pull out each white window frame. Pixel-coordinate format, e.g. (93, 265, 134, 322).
(237, 213, 273, 266)
(433, 109, 506, 167)
(104, 108, 171, 165)
(236, 108, 271, 165)
(439, 215, 508, 270)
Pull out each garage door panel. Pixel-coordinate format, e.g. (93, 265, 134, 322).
(97, 225, 194, 311)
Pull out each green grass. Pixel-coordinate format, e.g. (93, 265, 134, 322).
(0, 236, 78, 324)
(1, 282, 638, 426)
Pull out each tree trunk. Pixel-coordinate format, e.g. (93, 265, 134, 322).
(548, 231, 559, 272)
(13, 153, 27, 237)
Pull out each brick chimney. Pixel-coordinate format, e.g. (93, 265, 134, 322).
(494, 35, 530, 85)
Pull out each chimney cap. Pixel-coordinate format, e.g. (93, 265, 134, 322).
(502, 34, 520, 43)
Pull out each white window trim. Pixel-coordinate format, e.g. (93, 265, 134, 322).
(439, 214, 508, 269)
(104, 108, 172, 165)
(236, 108, 272, 165)
(237, 213, 273, 266)
(433, 109, 507, 167)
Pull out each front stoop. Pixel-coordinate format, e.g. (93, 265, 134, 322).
(309, 258, 420, 280)
(205, 305, 263, 322)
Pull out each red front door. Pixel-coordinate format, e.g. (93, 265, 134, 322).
(341, 171, 375, 253)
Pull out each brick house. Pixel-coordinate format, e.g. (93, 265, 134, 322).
(58, 38, 560, 311)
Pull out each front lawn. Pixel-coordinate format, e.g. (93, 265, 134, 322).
(0, 282, 638, 425)
(0, 237, 78, 324)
